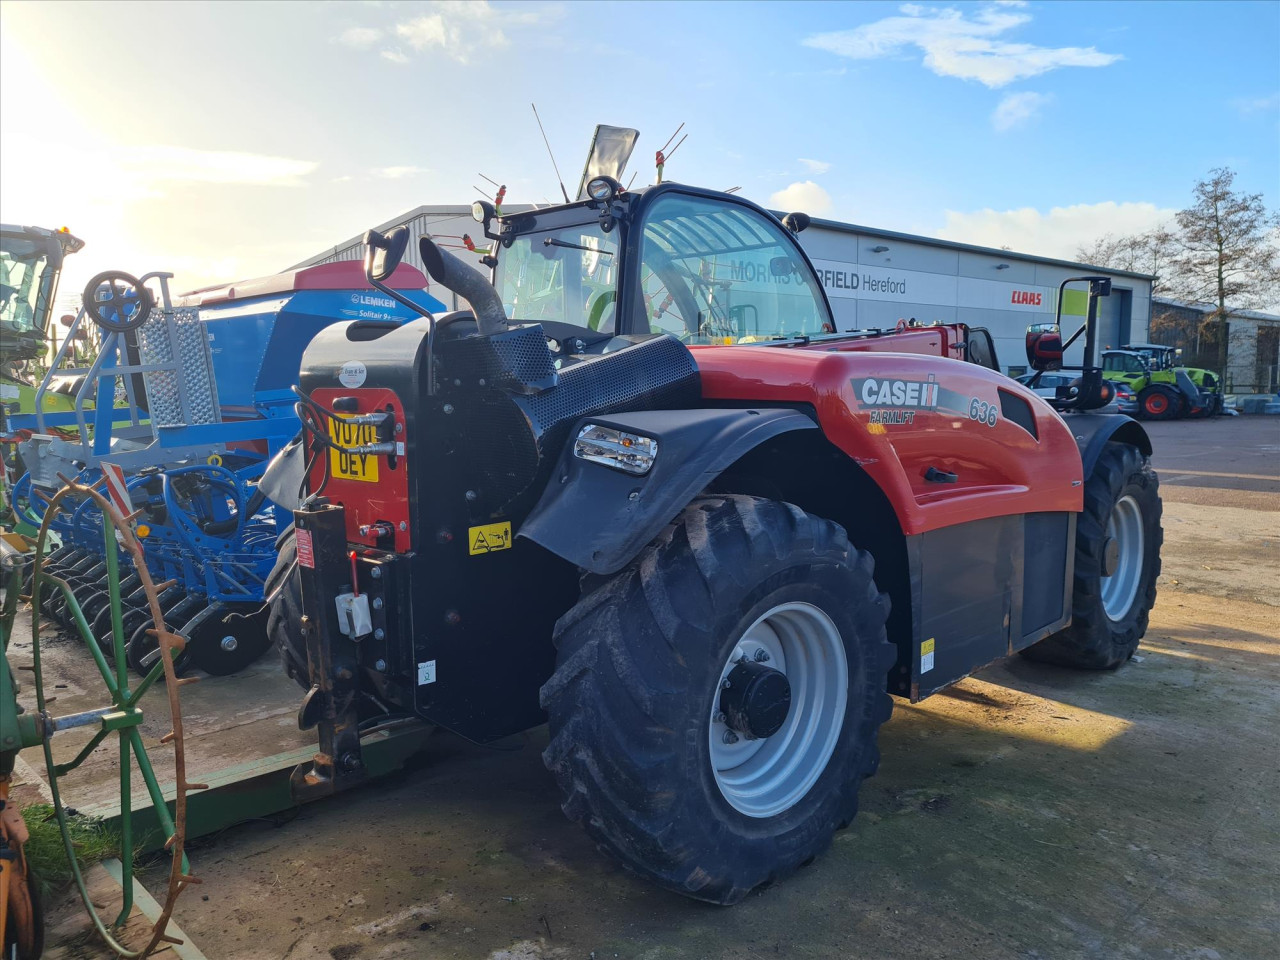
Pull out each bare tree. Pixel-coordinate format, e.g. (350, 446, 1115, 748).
(1170, 167, 1280, 379)
(1076, 226, 1177, 298)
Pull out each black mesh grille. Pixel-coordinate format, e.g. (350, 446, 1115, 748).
(439, 324, 557, 395)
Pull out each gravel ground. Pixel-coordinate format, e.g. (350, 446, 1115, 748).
(19, 415, 1280, 960)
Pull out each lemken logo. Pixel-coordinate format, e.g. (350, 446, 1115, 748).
(1011, 290, 1043, 306)
(855, 376, 940, 408)
(351, 292, 396, 308)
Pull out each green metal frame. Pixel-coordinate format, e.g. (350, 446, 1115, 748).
(3, 492, 189, 957)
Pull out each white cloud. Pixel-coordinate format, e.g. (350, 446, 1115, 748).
(935, 201, 1178, 260)
(380, 48, 409, 64)
(992, 90, 1049, 130)
(798, 158, 832, 174)
(122, 146, 317, 187)
(1232, 91, 1280, 115)
(394, 1, 563, 64)
(802, 3, 1121, 88)
(770, 181, 833, 215)
(373, 165, 428, 179)
(337, 26, 383, 49)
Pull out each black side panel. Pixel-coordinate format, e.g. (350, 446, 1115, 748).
(519, 408, 817, 575)
(909, 511, 1075, 700)
(1021, 512, 1071, 637)
(913, 515, 1021, 699)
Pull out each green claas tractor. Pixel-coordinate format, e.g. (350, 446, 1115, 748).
(1102, 343, 1222, 420)
(1, 225, 84, 511)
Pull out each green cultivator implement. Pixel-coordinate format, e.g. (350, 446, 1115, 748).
(2, 479, 193, 958)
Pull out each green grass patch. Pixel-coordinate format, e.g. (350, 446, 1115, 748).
(20, 803, 123, 896)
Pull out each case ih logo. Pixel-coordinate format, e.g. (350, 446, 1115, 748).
(855, 376, 940, 408)
(1011, 290, 1043, 306)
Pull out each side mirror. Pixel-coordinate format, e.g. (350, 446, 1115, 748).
(769, 256, 797, 278)
(1026, 323, 1064, 371)
(781, 212, 810, 235)
(363, 225, 410, 282)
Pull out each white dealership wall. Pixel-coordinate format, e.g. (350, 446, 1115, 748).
(296, 203, 1153, 374)
(796, 219, 1152, 373)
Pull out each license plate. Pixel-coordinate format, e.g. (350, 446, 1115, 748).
(328, 417, 379, 483)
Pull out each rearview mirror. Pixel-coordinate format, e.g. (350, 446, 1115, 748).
(770, 256, 797, 278)
(781, 212, 810, 234)
(1026, 323, 1063, 371)
(364, 225, 410, 282)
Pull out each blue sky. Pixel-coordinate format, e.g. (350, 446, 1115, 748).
(2, 0, 1276, 300)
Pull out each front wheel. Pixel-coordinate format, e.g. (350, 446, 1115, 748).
(1138, 385, 1180, 420)
(1023, 443, 1162, 669)
(540, 495, 895, 904)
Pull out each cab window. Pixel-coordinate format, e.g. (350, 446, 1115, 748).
(635, 194, 832, 343)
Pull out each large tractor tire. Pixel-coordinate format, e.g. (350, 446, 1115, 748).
(1022, 443, 1162, 669)
(264, 524, 309, 691)
(1137, 384, 1182, 420)
(540, 495, 896, 905)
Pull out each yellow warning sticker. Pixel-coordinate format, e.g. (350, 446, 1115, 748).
(468, 521, 512, 556)
(921, 637, 936, 673)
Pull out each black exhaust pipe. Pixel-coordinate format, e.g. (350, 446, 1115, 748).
(419, 236, 508, 337)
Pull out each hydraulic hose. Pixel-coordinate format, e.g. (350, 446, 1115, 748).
(418, 235, 508, 336)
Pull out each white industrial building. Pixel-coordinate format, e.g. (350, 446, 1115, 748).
(295, 202, 1154, 376)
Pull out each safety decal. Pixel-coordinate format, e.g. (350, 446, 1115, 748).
(296, 527, 315, 569)
(921, 637, 936, 673)
(468, 521, 513, 556)
(417, 660, 437, 685)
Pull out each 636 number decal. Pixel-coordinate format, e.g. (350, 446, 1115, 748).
(968, 397, 998, 427)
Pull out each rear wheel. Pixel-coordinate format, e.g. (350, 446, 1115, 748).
(1022, 443, 1161, 669)
(1138, 385, 1180, 420)
(540, 495, 895, 904)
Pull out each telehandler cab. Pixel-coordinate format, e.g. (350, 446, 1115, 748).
(262, 179, 1161, 904)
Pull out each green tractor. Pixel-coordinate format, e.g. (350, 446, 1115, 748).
(1101, 343, 1222, 420)
(1, 224, 84, 509)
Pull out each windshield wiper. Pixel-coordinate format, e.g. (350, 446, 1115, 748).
(543, 237, 613, 257)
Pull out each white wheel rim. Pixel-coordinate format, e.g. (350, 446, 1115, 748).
(708, 602, 848, 819)
(1101, 495, 1144, 621)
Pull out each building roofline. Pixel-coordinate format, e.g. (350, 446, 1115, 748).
(1152, 296, 1280, 321)
(291, 201, 1157, 283)
(802, 215, 1157, 281)
(289, 204, 537, 270)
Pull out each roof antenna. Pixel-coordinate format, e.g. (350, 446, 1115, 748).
(531, 103, 571, 204)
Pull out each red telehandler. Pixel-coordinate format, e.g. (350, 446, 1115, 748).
(260, 179, 1160, 904)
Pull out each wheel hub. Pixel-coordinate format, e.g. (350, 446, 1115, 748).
(1102, 536, 1120, 577)
(720, 660, 791, 740)
(708, 602, 849, 819)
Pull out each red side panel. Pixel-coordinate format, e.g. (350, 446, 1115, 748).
(692, 346, 1083, 536)
(308, 387, 411, 552)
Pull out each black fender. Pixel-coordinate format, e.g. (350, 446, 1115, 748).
(518, 408, 817, 575)
(1064, 412, 1152, 477)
